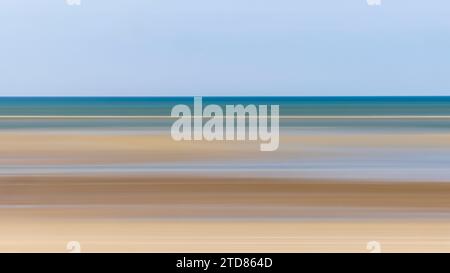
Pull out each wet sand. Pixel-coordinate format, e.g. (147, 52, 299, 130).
(0, 129, 449, 252)
(1, 131, 450, 165)
(0, 175, 449, 252)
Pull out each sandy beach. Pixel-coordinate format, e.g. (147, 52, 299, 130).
(0, 117, 449, 252)
(0, 175, 449, 252)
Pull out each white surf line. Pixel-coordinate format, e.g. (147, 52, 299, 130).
(1, 115, 450, 119)
(282, 116, 450, 119)
(0, 115, 244, 118)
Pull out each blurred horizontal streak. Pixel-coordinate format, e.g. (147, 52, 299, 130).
(1, 176, 450, 220)
(0, 220, 449, 253)
(1, 97, 450, 252)
(2, 115, 450, 118)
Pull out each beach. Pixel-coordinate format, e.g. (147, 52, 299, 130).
(0, 129, 449, 252)
(0, 97, 450, 252)
(1, 174, 450, 252)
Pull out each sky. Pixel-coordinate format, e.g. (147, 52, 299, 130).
(0, 0, 449, 96)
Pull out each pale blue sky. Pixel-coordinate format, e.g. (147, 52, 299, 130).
(0, 0, 449, 96)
